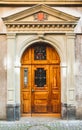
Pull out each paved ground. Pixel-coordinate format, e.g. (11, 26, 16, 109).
(0, 117, 82, 130)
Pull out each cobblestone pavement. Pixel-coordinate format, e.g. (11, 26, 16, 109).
(0, 117, 82, 130)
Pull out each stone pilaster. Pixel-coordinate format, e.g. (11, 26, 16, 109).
(6, 33, 20, 121)
(66, 33, 76, 119)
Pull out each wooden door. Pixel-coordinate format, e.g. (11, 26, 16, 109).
(21, 43, 61, 117)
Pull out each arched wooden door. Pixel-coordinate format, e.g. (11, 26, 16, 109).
(21, 43, 61, 117)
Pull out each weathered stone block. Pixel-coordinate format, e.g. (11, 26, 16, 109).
(61, 103, 67, 119)
(7, 104, 20, 121)
(67, 105, 76, 119)
(7, 104, 15, 121)
(76, 107, 82, 119)
(15, 104, 20, 120)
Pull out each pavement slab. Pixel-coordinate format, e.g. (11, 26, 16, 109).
(0, 117, 82, 130)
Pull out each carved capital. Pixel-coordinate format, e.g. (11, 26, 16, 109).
(7, 33, 16, 39)
(66, 33, 76, 39)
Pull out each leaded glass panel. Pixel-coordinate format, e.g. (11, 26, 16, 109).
(24, 68, 28, 87)
(34, 45, 46, 60)
(35, 68, 46, 87)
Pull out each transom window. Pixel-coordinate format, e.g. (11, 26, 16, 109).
(34, 44, 46, 60)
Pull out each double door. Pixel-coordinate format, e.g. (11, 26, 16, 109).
(21, 64, 61, 116)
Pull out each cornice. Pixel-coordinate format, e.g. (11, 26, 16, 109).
(5, 22, 76, 33)
(0, 0, 82, 6)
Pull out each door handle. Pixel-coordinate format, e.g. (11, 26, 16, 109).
(31, 89, 35, 92)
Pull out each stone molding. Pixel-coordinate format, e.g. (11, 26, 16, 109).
(7, 33, 16, 39)
(6, 23, 76, 33)
(2, 5, 79, 21)
(0, 0, 82, 6)
(66, 33, 76, 39)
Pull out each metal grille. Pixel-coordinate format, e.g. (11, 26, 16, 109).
(34, 44, 46, 60)
(35, 68, 46, 87)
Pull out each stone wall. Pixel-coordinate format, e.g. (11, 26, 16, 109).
(75, 35, 82, 119)
(0, 35, 7, 119)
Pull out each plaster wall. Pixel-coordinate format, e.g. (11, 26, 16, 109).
(0, 35, 7, 119)
(75, 35, 82, 119)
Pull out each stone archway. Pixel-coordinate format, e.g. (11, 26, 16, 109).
(16, 35, 68, 119)
(6, 32, 76, 120)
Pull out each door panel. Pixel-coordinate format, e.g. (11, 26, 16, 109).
(31, 65, 49, 113)
(21, 66, 31, 114)
(49, 47, 60, 64)
(21, 47, 31, 65)
(50, 65, 61, 114)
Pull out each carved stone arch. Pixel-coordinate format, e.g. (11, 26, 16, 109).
(18, 35, 65, 65)
(20, 35, 62, 117)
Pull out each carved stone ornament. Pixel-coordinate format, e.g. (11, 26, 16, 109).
(34, 12, 48, 21)
(2, 4, 80, 33)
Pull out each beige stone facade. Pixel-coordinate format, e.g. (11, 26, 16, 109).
(0, 1, 82, 120)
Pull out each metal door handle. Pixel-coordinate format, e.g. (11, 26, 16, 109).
(32, 89, 34, 92)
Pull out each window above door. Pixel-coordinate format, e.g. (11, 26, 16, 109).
(21, 42, 60, 65)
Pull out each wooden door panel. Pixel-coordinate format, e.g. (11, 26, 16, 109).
(33, 105, 48, 113)
(50, 66, 60, 90)
(34, 92, 48, 100)
(21, 66, 31, 114)
(31, 65, 49, 113)
(52, 102, 61, 113)
(50, 65, 61, 114)
(23, 100, 30, 113)
(23, 92, 30, 100)
(49, 47, 60, 64)
(21, 47, 31, 65)
(52, 92, 60, 100)
(34, 99, 48, 113)
(22, 92, 30, 112)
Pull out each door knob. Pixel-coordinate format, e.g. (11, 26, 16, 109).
(32, 89, 34, 92)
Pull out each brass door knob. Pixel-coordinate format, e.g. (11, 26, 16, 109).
(32, 89, 34, 92)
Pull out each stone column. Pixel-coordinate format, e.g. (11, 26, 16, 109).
(14, 56, 20, 121)
(6, 33, 20, 121)
(66, 33, 76, 119)
(61, 64, 67, 119)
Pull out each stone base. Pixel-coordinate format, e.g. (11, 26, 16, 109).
(6, 104, 20, 121)
(7, 103, 76, 120)
(15, 104, 20, 120)
(61, 103, 67, 119)
(62, 103, 76, 119)
(76, 107, 82, 119)
(67, 105, 76, 119)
